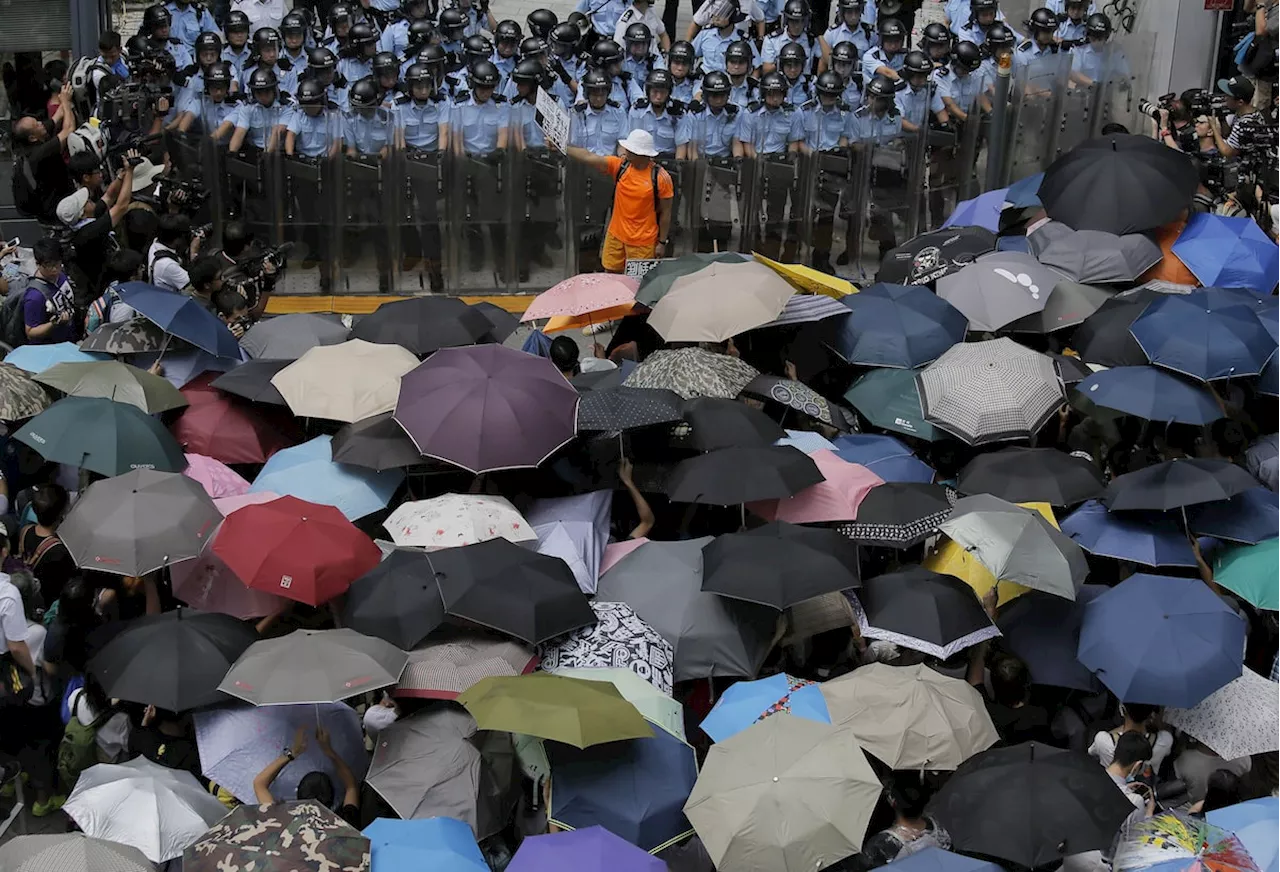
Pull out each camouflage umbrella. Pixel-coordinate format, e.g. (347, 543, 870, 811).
(80, 319, 169, 354)
(624, 348, 759, 401)
(0, 363, 50, 420)
(184, 801, 370, 872)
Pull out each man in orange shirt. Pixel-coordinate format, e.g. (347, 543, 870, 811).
(566, 129, 675, 273)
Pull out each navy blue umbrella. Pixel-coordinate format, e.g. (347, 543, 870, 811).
(830, 283, 969, 369)
(1077, 573, 1245, 707)
(1060, 500, 1197, 567)
(1129, 289, 1274, 381)
(1073, 366, 1225, 425)
(1260, 352, 1279, 397)
(117, 282, 242, 359)
(1187, 487, 1280, 545)
(831, 434, 935, 483)
(996, 585, 1106, 691)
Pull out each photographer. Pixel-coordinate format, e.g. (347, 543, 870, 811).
(55, 152, 137, 303)
(1208, 77, 1274, 183)
(22, 240, 79, 346)
(10, 83, 77, 224)
(205, 222, 280, 318)
(147, 214, 205, 292)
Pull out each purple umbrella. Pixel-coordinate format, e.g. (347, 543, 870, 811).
(393, 345, 580, 474)
(527, 490, 612, 594)
(508, 827, 665, 872)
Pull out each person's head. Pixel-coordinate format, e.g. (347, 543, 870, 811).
(351, 22, 379, 58)
(297, 77, 329, 115)
(1202, 769, 1242, 813)
(1194, 114, 1214, 142)
(550, 22, 580, 59)
(296, 771, 336, 807)
(99, 30, 123, 66)
(157, 213, 191, 248)
(583, 69, 611, 109)
(779, 42, 806, 83)
(668, 41, 693, 79)
(761, 72, 787, 108)
(1099, 121, 1129, 135)
(213, 287, 249, 324)
(1121, 702, 1160, 728)
(57, 576, 95, 626)
(838, 0, 863, 28)
(884, 774, 929, 820)
(496, 19, 522, 58)
(188, 255, 224, 296)
(920, 22, 951, 62)
(903, 50, 931, 91)
(1027, 7, 1057, 47)
(984, 22, 1015, 60)
(143, 4, 172, 41)
(865, 73, 895, 114)
(196, 32, 223, 68)
(625, 22, 651, 61)
(405, 63, 435, 102)
(104, 248, 146, 285)
(13, 115, 53, 146)
(990, 654, 1031, 707)
(468, 60, 500, 103)
(782, 0, 808, 37)
(619, 128, 657, 164)
(373, 51, 400, 90)
(1084, 11, 1111, 46)
(815, 71, 842, 108)
(645, 69, 672, 108)
(970, 0, 998, 28)
(549, 335, 580, 375)
(877, 17, 906, 56)
(227, 10, 251, 47)
(222, 220, 252, 257)
(1111, 730, 1153, 777)
(69, 151, 105, 195)
(1065, 0, 1088, 22)
(308, 47, 338, 87)
(8, 570, 44, 623)
(254, 27, 282, 67)
(1218, 75, 1256, 114)
(281, 10, 308, 51)
(32, 482, 69, 529)
(831, 41, 858, 81)
(249, 67, 279, 106)
(591, 38, 623, 77)
(725, 40, 753, 78)
(32, 238, 64, 281)
(527, 7, 557, 38)
(702, 70, 731, 110)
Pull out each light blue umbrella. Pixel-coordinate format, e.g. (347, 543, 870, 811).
(831, 433, 935, 483)
(4, 342, 107, 373)
(888, 847, 1005, 872)
(1005, 172, 1045, 208)
(699, 673, 830, 743)
(1208, 798, 1279, 872)
(774, 429, 837, 453)
(943, 189, 1009, 232)
(363, 817, 488, 872)
(527, 490, 612, 595)
(1171, 213, 1280, 293)
(249, 434, 404, 520)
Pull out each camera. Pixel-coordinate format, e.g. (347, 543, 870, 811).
(1137, 92, 1176, 123)
(261, 242, 296, 271)
(98, 81, 172, 129)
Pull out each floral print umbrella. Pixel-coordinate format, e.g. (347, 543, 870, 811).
(384, 494, 537, 550)
(1115, 812, 1261, 872)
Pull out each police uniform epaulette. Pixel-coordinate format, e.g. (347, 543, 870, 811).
(669, 99, 685, 114)
(493, 94, 507, 102)
(781, 102, 795, 111)
(802, 98, 818, 110)
(574, 101, 588, 112)
(432, 92, 446, 103)
(395, 93, 413, 104)
(853, 104, 870, 115)
(455, 89, 471, 102)
(747, 100, 762, 111)
(1018, 39, 1033, 50)
(325, 99, 339, 110)
(279, 57, 294, 71)
(634, 97, 649, 109)
(227, 91, 247, 103)
(606, 98, 620, 107)
(860, 22, 873, 37)
(747, 76, 759, 87)
(168, 37, 182, 45)
(724, 102, 739, 115)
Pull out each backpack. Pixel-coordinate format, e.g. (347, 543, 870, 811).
(0, 289, 29, 350)
(0, 653, 35, 706)
(148, 248, 181, 286)
(67, 57, 117, 123)
(10, 150, 44, 220)
(615, 159, 662, 234)
(19, 524, 65, 573)
(57, 693, 113, 791)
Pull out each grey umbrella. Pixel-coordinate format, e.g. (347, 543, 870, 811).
(937, 253, 1067, 332)
(594, 538, 779, 682)
(1009, 282, 1118, 334)
(0, 833, 154, 872)
(1027, 220, 1163, 285)
(240, 313, 349, 360)
(218, 628, 409, 705)
(58, 469, 221, 577)
(366, 707, 518, 839)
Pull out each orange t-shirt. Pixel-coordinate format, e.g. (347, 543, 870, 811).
(603, 156, 674, 246)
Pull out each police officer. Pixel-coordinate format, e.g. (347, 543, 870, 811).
(229, 68, 291, 227)
(302, 47, 350, 111)
(742, 71, 805, 260)
(693, 14, 752, 74)
(804, 70, 852, 271)
(393, 62, 447, 289)
(1055, 0, 1091, 45)
(177, 59, 241, 135)
(828, 42, 864, 107)
(528, 8, 559, 39)
(1069, 12, 1127, 86)
(507, 37, 574, 104)
(223, 11, 254, 77)
(722, 40, 761, 108)
(244, 29, 300, 98)
(847, 72, 904, 256)
(281, 11, 312, 70)
(179, 32, 224, 106)
(342, 76, 394, 289)
(920, 22, 954, 67)
(820, 0, 874, 72)
(325, 3, 357, 53)
(437, 9, 469, 57)
(452, 60, 510, 277)
(164, 0, 217, 50)
(956, 0, 1018, 47)
(570, 69, 629, 269)
(631, 69, 692, 158)
(418, 44, 463, 100)
(492, 20, 524, 83)
(549, 22, 586, 89)
(895, 49, 932, 132)
(510, 58, 563, 278)
(934, 39, 984, 123)
(380, 0, 431, 56)
(402, 19, 438, 72)
(338, 23, 379, 85)
(142, 5, 194, 71)
(667, 41, 699, 102)
(978, 21, 1017, 97)
(762, 0, 817, 73)
(372, 51, 402, 106)
(586, 39, 642, 106)
(574, 0, 628, 43)
(687, 70, 744, 251)
(622, 23, 666, 84)
(863, 16, 905, 81)
(778, 42, 814, 105)
(1016, 8, 1062, 72)
(285, 78, 339, 289)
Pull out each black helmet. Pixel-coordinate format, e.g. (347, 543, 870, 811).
(281, 10, 308, 35)
(408, 19, 436, 48)
(985, 22, 1016, 49)
(418, 44, 447, 67)
(779, 41, 806, 67)
(401, 0, 428, 15)
(970, 0, 998, 12)
(142, 4, 171, 31)
(513, 57, 543, 85)
(373, 51, 399, 78)
(521, 36, 546, 57)
(226, 9, 251, 33)
(702, 70, 731, 94)
(668, 41, 695, 66)
(725, 39, 754, 66)
(816, 70, 843, 96)
(879, 0, 904, 16)
(902, 50, 931, 75)
(953, 39, 983, 70)
(248, 66, 279, 92)
(550, 22, 580, 52)
(349, 76, 381, 107)
(328, 2, 353, 26)
(624, 22, 651, 47)
(837, 0, 864, 13)
(350, 22, 378, 47)
(645, 68, 673, 94)
(464, 34, 493, 61)
(1026, 7, 1057, 31)
(468, 59, 500, 88)
(438, 9, 466, 38)
(126, 34, 151, 57)
(591, 38, 623, 67)
(405, 62, 434, 86)
(253, 27, 281, 50)
(832, 41, 858, 66)
(877, 16, 906, 40)
(204, 61, 233, 90)
(1085, 12, 1112, 36)
(782, 0, 809, 21)
(195, 31, 223, 57)
(308, 46, 337, 70)
(527, 8, 558, 38)
(921, 22, 951, 51)
(495, 19, 523, 43)
(582, 68, 611, 92)
(760, 71, 787, 93)
(297, 77, 327, 105)
(866, 72, 896, 99)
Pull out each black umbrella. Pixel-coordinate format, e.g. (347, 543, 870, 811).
(1038, 134, 1200, 235)
(210, 359, 290, 405)
(470, 301, 520, 343)
(957, 447, 1106, 506)
(572, 368, 628, 391)
(428, 537, 597, 646)
(1070, 289, 1158, 368)
(739, 374, 855, 431)
(835, 483, 957, 548)
(928, 742, 1139, 868)
(343, 549, 446, 649)
(87, 608, 258, 711)
(1103, 457, 1261, 511)
(331, 412, 424, 471)
(684, 397, 787, 450)
(576, 386, 685, 431)
(1049, 353, 1092, 385)
(854, 567, 998, 659)
(700, 522, 861, 610)
(877, 227, 998, 285)
(351, 297, 491, 356)
(667, 446, 824, 505)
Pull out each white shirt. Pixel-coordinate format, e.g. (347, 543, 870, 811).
(147, 240, 191, 292)
(1089, 728, 1174, 776)
(693, 0, 764, 31)
(232, 0, 287, 32)
(25, 622, 48, 706)
(0, 576, 26, 649)
(615, 4, 668, 55)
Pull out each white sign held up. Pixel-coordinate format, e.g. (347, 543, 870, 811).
(535, 87, 571, 154)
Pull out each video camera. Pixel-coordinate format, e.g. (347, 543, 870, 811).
(154, 177, 212, 215)
(98, 81, 173, 130)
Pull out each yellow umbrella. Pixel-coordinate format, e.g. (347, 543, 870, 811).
(752, 252, 856, 299)
(542, 302, 638, 333)
(924, 502, 1060, 607)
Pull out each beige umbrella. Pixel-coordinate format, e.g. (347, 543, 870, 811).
(683, 713, 881, 872)
(820, 663, 998, 770)
(271, 338, 418, 423)
(647, 261, 795, 343)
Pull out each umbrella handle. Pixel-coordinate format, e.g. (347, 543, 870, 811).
(155, 332, 173, 363)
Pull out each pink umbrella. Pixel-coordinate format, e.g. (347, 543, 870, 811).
(749, 449, 884, 523)
(520, 273, 639, 322)
(600, 537, 649, 576)
(170, 491, 287, 619)
(184, 453, 251, 499)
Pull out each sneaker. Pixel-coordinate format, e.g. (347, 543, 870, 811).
(0, 768, 27, 798)
(31, 794, 65, 817)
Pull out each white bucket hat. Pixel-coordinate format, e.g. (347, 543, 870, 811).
(617, 129, 659, 157)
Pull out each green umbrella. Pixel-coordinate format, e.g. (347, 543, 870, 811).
(456, 673, 654, 749)
(13, 396, 187, 476)
(0, 363, 51, 421)
(1213, 538, 1279, 610)
(844, 367, 939, 441)
(635, 252, 751, 307)
(35, 360, 189, 414)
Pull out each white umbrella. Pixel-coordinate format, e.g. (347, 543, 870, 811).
(1164, 668, 1279, 760)
(384, 493, 537, 550)
(63, 757, 228, 863)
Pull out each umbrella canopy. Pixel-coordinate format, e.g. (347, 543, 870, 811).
(1115, 812, 1262, 872)
(1103, 458, 1261, 511)
(34, 359, 187, 413)
(925, 534, 1031, 608)
(667, 445, 825, 505)
(1208, 799, 1280, 872)
(892, 849, 1005, 872)
(1061, 500, 1198, 568)
(635, 252, 752, 306)
(1213, 537, 1279, 610)
(115, 282, 240, 357)
(195, 702, 368, 804)
(14, 395, 186, 476)
(0, 363, 51, 420)
(844, 367, 939, 440)
(928, 742, 1141, 868)
(1006, 171, 1044, 208)
(1172, 213, 1280, 292)
(937, 253, 1065, 331)
(273, 338, 419, 423)
(957, 447, 1105, 506)
(522, 273, 639, 321)
(647, 261, 793, 342)
(385, 493, 536, 550)
(219, 627, 408, 705)
(997, 586, 1107, 691)
(684, 714, 881, 871)
(1188, 487, 1279, 545)
(943, 189, 1007, 232)
(471, 301, 521, 342)
(740, 374, 853, 430)
(917, 338, 1064, 445)
(59, 469, 220, 577)
(80, 319, 168, 355)
(878, 226, 998, 285)
(352, 296, 492, 355)
(700, 521, 862, 609)
(0, 834, 153, 872)
(330, 412, 423, 471)
(249, 434, 403, 521)
(395, 631, 536, 700)
(684, 396, 787, 450)
(836, 482, 956, 548)
(1073, 288, 1159, 367)
(831, 283, 968, 368)
(209, 358, 289, 404)
(183, 452, 251, 498)
(1026, 222, 1163, 284)
(699, 672, 830, 743)
(429, 537, 597, 645)
(758, 292, 852, 327)
(172, 372, 301, 463)
(184, 801, 371, 872)
(549, 667, 685, 740)
(86, 607, 257, 711)
(1164, 668, 1279, 760)
(1075, 366, 1225, 425)
(1078, 573, 1246, 707)
(509, 827, 666, 872)
(457, 672, 652, 748)
(596, 538, 778, 682)
(364, 817, 487, 872)
(821, 663, 998, 770)
(576, 386, 684, 431)
(5, 341, 106, 373)
(540, 600, 674, 692)
(1009, 281, 1118, 333)
(748, 448, 881, 523)
(1131, 289, 1274, 380)
(137, 347, 246, 389)
(394, 345, 579, 473)
(939, 494, 1088, 599)
(623, 347, 760, 400)
(366, 707, 517, 838)
(239, 312, 349, 359)
(343, 548, 446, 649)
(832, 433, 936, 483)
(852, 567, 999, 659)
(66, 758, 228, 863)
(1038, 134, 1200, 234)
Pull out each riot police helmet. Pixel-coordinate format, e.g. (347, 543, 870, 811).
(468, 59, 501, 88)
(816, 70, 844, 96)
(512, 57, 544, 85)
(297, 77, 327, 105)
(902, 50, 932, 75)
(702, 70, 731, 94)
(349, 76, 381, 107)
(591, 38, 623, 67)
(1085, 12, 1112, 36)
(952, 39, 983, 70)
(248, 66, 279, 92)
(527, 8, 558, 38)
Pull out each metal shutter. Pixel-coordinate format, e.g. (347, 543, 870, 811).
(0, 0, 73, 52)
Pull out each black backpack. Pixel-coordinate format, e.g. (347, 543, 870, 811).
(1, 285, 30, 350)
(10, 150, 45, 220)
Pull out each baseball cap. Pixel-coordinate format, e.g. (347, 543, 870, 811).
(55, 188, 90, 226)
(1217, 76, 1255, 101)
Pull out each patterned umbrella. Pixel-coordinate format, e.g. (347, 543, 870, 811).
(0, 362, 50, 420)
(1163, 668, 1279, 760)
(836, 482, 957, 548)
(0, 834, 153, 872)
(393, 631, 536, 700)
(757, 293, 851, 328)
(384, 494, 536, 550)
(184, 801, 371, 872)
(918, 338, 1064, 445)
(624, 347, 759, 400)
(740, 375, 850, 429)
(540, 601, 675, 694)
(699, 673, 830, 742)
(576, 386, 685, 431)
(850, 568, 1001, 659)
(1115, 812, 1261, 872)
(80, 319, 168, 354)
(522, 273, 639, 322)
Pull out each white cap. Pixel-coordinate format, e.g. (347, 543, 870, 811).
(55, 188, 90, 226)
(617, 129, 659, 157)
(131, 159, 164, 192)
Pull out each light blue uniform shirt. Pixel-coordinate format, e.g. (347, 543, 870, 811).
(395, 95, 448, 149)
(1071, 41, 1129, 82)
(846, 105, 903, 143)
(501, 75, 573, 105)
(493, 51, 518, 85)
(242, 62, 300, 96)
(183, 93, 239, 131)
(628, 103, 692, 153)
(693, 105, 741, 157)
(343, 107, 393, 154)
(453, 95, 509, 155)
(510, 94, 547, 147)
(934, 66, 984, 113)
(1055, 19, 1087, 43)
(370, 0, 399, 11)
(622, 54, 665, 86)
(758, 0, 783, 23)
(956, 20, 1021, 46)
(222, 45, 253, 78)
(841, 77, 863, 108)
(744, 104, 804, 153)
(570, 101, 629, 155)
(232, 99, 288, 148)
(761, 31, 817, 67)
(1014, 41, 1062, 74)
(804, 101, 850, 150)
(692, 28, 745, 73)
(161, 40, 195, 71)
(783, 75, 812, 106)
(670, 75, 696, 103)
(1045, 0, 1097, 13)
(895, 83, 932, 126)
(286, 106, 336, 156)
(861, 46, 903, 84)
(165, 1, 218, 48)
(338, 57, 374, 86)
(822, 22, 874, 61)
(728, 75, 758, 109)
(379, 20, 414, 55)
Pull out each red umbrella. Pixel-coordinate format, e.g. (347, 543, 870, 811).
(210, 495, 381, 606)
(172, 373, 301, 464)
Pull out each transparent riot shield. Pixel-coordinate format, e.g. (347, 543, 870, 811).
(861, 130, 918, 279)
(669, 155, 701, 257)
(509, 139, 571, 291)
(1057, 54, 1098, 157)
(334, 105, 395, 293)
(562, 152, 615, 275)
(443, 124, 517, 293)
(797, 145, 853, 273)
(1091, 33, 1155, 138)
(258, 109, 288, 249)
(842, 142, 874, 278)
(384, 103, 447, 294)
(278, 107, 341, 295)
(1002, 51, 1074, 185)
(690, 153, 748, 255)
(745, 149, 803, 263)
